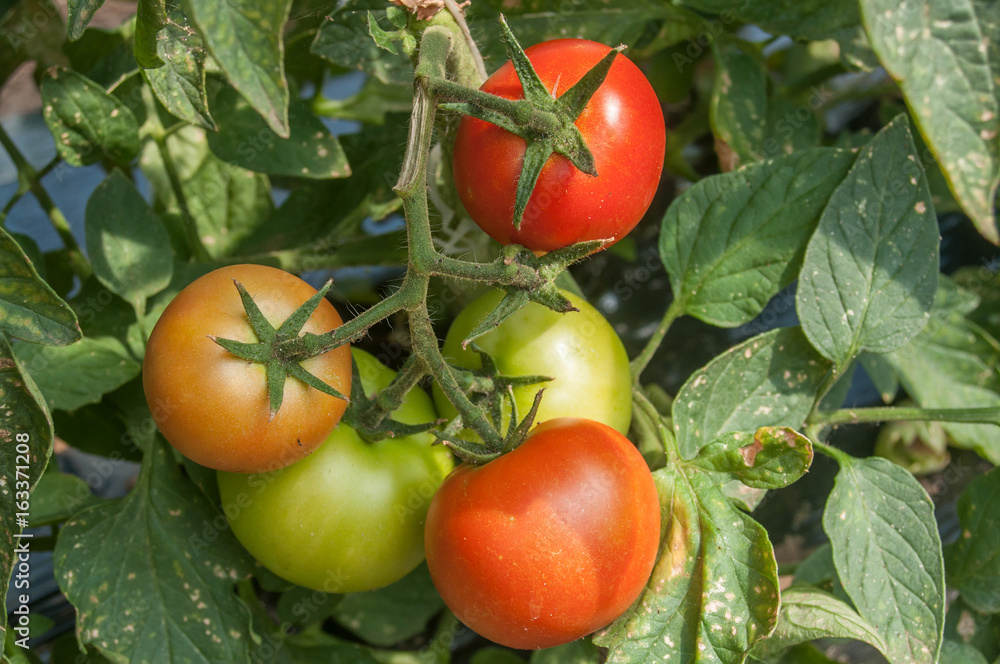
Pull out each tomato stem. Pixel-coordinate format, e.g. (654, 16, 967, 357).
(808, 405, 1000, 427)
(0, 122, 92, 280)
(630, 297, 684, 384)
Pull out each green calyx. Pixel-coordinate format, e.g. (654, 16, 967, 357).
(434, 365, 549, 466)
(211, 279, 349, 419)
(341, 354, 441, 444)
(431, 15, 624, 230)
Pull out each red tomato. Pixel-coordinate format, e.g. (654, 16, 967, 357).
(143, 264, 351, 473)
(452, 39, 665, 252)
(424, 418, 661, 649)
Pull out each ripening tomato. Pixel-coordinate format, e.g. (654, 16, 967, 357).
(432, 288, 632, 437)
(218, 349, 454, 593)
(424, 418, 661, 649)
(142, 264, 351, 473)
(452, 39, 665, 252)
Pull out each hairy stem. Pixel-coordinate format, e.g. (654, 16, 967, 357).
(808, 405, 1000, 427)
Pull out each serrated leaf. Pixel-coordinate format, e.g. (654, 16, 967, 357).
(183, 0, 291, 136)
(693, 427, 813, 489)
(823, 456, 945, 664)
(142, 2, 215, 130)
(39, 67, 140, 167)
(672, 327, 832, 459)
(66, 0, 107, 40)
(312, 4, 414, 85)
(0, 226, 81, 346)
(661, 148, 856, 327)
(751, 585, 888, 660)
(135, 0, 167, 68)
(596, 465, 779, 664)
(332, 564, 444, 647)
(0, 334, 53, 643)
(85, 170, 173, 308)
(945, 467, 1000, 612)
(53, 439, 254, 663)
(860, 0, 1000, 245)
(13, 336, 141, 412)
(207, 84, 350, 179)
(796, 115, 940, 365)
(886, 311, 1000, 463)
(711, 43, 767, 168)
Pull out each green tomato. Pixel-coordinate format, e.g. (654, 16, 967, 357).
(218, 349, 453, 593)
(433, 289, 632, 436)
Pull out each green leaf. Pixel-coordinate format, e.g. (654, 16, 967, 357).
(596, 465, 780, 664)
(135, 0, 167, 68)
(531, 639, 601, 664)
(0, 335, 53, 643)
(0, 226, 81, 346)
(860, 0, 1000, 244)
(142, 2, 215, 130)
(711, 43, 768, 168)
(182, 0, 291, 136)
(679, 0, 861, 42)
(66, 0, 107, 40)
(39, 67, 140, 167)
(53, 439, 255, 663)
(140, 126, 274, 260)
(945, 466, 1000, 613)
(52, 402, 144, 462)
(823, 456, 945, 664)
(750, 585, 888, 660)
(940, 640, 992, 664)
(13, 336, 141, 412)
(796, 115, 940, 366)
(207, 84, 350, 179)
(944, 599, 1000, 663)
(661, 148, 856, 327)
(672, 327, 832, 459)
(886, 312, 1000, 463)
(859, 353, 900, 404)
(465, 0, 706, 64)
(85, 169, 174, 309)
(952, 265, 1000, 341)
(314, 76, 412, 125)
(28, 467, 101, 526)
(311, 4, 413, 85)
(332, 564, 444, 647)
(231, 118, 407, 255)
(693, 427, 813, 489)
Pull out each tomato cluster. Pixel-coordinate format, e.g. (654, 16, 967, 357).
(141, 34, 664, 654)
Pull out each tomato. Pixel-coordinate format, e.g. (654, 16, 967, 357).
(452, 39, 665, 252)
(433, 288, 632, 436)
(217, 349, 454, 593)
(424, 418, 660, 649)
(142, 264, 351, 473)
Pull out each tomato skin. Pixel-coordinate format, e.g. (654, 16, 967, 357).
(452, 39, 665, 252)
(142, 264, 351, 474)
(433, 289, 632, 436)
(218, 349, 454, 593)
(424, 418, 660, 649)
